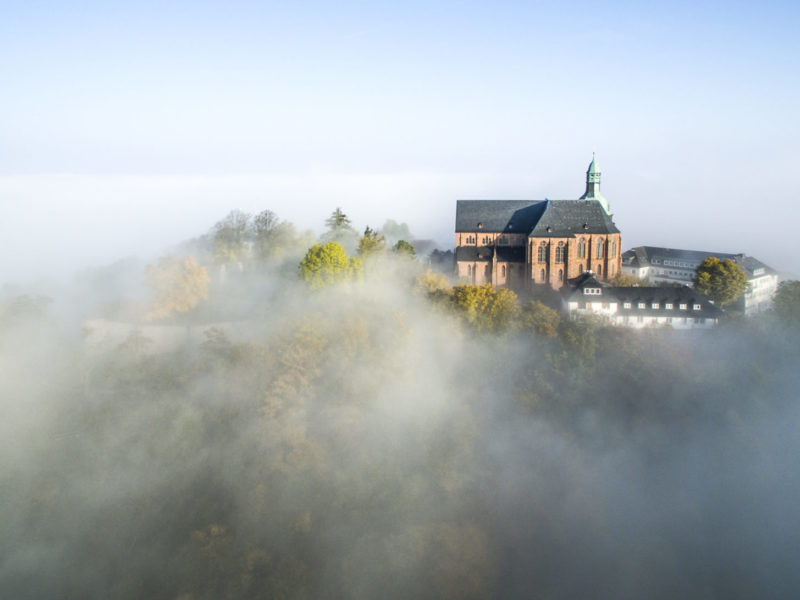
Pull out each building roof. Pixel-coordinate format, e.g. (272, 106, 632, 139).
(529, 200, 619, 237)
(455, 200, 547, 233)
(623, 246, 777, 279)
(455, 199, 618, 237)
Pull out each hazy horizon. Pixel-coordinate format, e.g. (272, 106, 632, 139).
(3, 1, 799, 283)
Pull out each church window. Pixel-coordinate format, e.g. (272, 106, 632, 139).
(555, 246, 564, 263)
(577, 238, 586, 258)
(467, 265, 472, 276)
(537, 243, 546, 263)
(596, 239, 605, 259)
(558, 268, 563, 281)
(482, 236, 490, 245)
(597, 264, 602, 276)
(501, 265, 506, 277)
(611, 240, 617, 257)
(540, 268, 545, 281)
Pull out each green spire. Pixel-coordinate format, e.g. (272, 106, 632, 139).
(580, 153, 611, 214)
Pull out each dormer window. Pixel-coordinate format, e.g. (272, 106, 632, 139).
(638, 302, 646, 309)
(693, 304, 701, 311)
(583, 287, 602, 296)
(665, 303, 673, 309)
(652, 303, 660, 309)
(623, 302, 632, 309)
(679, 303, 687, 310)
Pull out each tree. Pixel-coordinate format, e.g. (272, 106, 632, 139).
(252, 209, 299, 261)
(380, 219, 412, 244)
(145, 255, 209, 320)
(609, 273, 650, 287)
(298, 242, 362, 289)
(357, 226, 386, 257)
(392, 240, 416, 258)
(325, 208, 354, 232)
(450, 284, 518, 333)
(693, 257, 748, 306)
(212, 209, 251, 263)
(415, 269, 451, 298)
(429, 249, 455, 274)
(771, 280, 800, 327)
(518, 300, 561, 337)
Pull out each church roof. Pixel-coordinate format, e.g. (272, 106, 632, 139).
(455, 199, 618, 237)
(454, 200, 547, 233)
(529, 200, 619, 237)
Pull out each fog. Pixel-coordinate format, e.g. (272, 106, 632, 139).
(1, 220, 799, 599)
(3, 168, 799, 288)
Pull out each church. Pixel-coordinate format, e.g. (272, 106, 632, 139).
(454, 156, 622, 291)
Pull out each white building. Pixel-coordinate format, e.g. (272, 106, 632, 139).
(621, 246, 778, 315)
(564, 273, 724, 329)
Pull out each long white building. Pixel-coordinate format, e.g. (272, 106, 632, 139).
(564, 272, 724, 329)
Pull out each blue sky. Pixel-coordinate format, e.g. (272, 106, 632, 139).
(2, 1, 799, 282)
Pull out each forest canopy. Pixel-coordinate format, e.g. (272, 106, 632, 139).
(1, 207, 799, 600)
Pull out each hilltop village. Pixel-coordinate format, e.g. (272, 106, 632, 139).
(454, 156, 779, 328)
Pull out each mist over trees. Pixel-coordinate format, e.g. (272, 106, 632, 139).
(2, 208, 800, 599)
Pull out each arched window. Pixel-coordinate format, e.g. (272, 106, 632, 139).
(501, 265, 506, 277)
(597, 264, 602, 276)
(596, 238, 605, 259)
(579, 263, 584, 273)
(540, 268, 545, 281)
(577, 238, 586, 258)
(537, 243, 546, 263)
(611, 239, 617, 257)
(555, 242, 565, 263)
(467, 264, 472, 276)
(558, 268, 563, 281)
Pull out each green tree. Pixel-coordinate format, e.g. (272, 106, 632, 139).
(357, 226, 386, 257)
(693, 257, 748, 306)
(518, 300, 561, 337)
(145, 255, 209, 320)
(450, 284, 518, 333)
(299, 242, 362, 289)
(325, 207, 354, 232)
(771, 280, 800, 327)
(392, 240, 416, 258)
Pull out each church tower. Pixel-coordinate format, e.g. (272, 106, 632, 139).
(579, 153, 611, 214)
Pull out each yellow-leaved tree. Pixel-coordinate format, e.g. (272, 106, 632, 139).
(145, 255, 210, 321)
